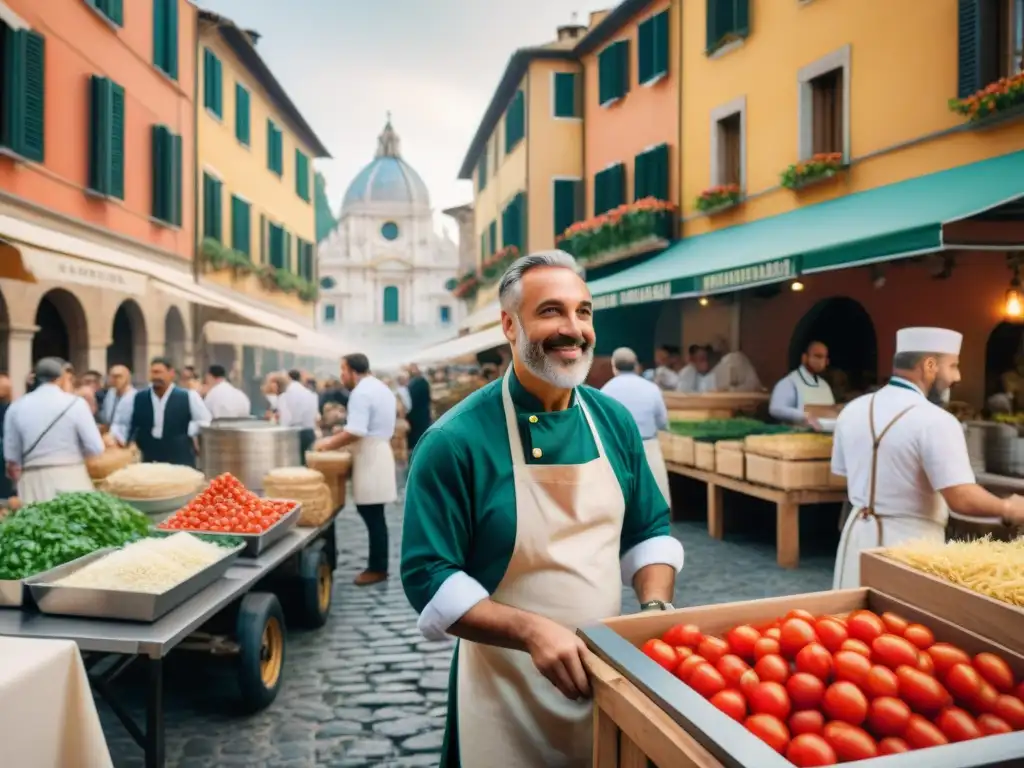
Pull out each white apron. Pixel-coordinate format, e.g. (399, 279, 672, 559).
(833, 393, 946, 589)
(456, 374, 625, 767)
(791, 368, 835, 407)
(350, 436, 397, 506)
(643, 437, 672, 510)
(18, 463, 94, 505)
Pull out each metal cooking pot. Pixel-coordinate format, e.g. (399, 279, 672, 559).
(199, 420, 302, 494)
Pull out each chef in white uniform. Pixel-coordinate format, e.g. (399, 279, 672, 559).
(203, 364, 252, 420)
(314, 352, 397, 586)
(770, 340, 835, 428)
(832, 327, 1024, 588)
(677, 344, 716, 393)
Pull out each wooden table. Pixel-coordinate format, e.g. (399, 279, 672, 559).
(665, 462, 846, 568)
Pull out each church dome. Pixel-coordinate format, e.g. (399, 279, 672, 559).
(341, 118, 430, 214)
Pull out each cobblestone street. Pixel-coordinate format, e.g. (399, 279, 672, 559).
(102, 483, 838, 767)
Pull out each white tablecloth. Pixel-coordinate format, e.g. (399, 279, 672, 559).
(0, 636, 112, 767)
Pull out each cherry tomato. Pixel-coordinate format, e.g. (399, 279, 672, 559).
(786, 609, 817, 623)
(896, 665, 953, 714)
(753, 636, 781, 660)
(872, 634, 920, 670)
(864, 665, 899, 698)
(866, 696, 911, 736)
(904, 713, 949, 748)
(814, 618, 848, 653)
(765, 627, 781, 641)
(878, 737, 910, 754)
(688, 663, 727, 698)
(739, 669, 761, 698)
(936, 706, 983, 742)
(674, 646, 694, 660)
(917, 652, 935, 675)
(846, 611, 885, 645)
(786, 672, 825, 710)
(822, 721, 878, 761)
(1018, 681, 1024, 701)
(974, 652, 1016, 693)
(903, 623, 935, 650)
(640, 639, 678, 671)
(754, 654, 791, 684)
(709, 689, 747, 722)
(698, 636, 730, 665)
(749, 681, 791, 720)
(968, 680, 1000, 715)
(716, 654, 751, 688)
(946, 662, 983, 701)
(839, 638, 872, 658)
(779, 618, 818, 658)
(785, 733, 837, 767)
(675, 654, 707, 682)
(977, 713, 1013, 735)
(726, 625, 761, 659)
(796, 643, 833, 681)
(833, 650, 871, 687)
(823, 681, 869, 725)
(880, 611, 909, 636)
(662, 623, 702, 648)
(928, 643, 971, 677)
(745, 714, 790, 753)
(993, 694, 1024, 730)
(789, 709, 825, 736)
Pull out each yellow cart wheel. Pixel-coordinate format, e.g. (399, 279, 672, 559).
(236, 592, 286, 713)
(294, 542, 333, 629)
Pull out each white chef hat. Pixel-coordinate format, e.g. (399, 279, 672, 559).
(895, 327, 963, 355)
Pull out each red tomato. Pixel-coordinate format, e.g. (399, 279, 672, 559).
(787, 672, 826, 710)
(946, 662, 983, 702)
(688, 663, 727, 699)
(872, 634, 920, 670)
(785, 733, 837, 767)
(789, 709, 825, 736)
(904, 713, 949, 749)
(864, 665, 900, 699)
(675, 654, 707, 682)
(716, 654, 751, 688)
(674, 646, 694, 662)
(866, 696, 911, 736)
(726, 625, 761, 659)
(928, 643, 971, 677)
(833, 650, 872, 687)
(840, 638, 872, 658)
(936, 706, 983, 742)
(974, 653, 1016, 693)
(662, 623, 703, 648)
(823, 681, 869, 726)
(880, 611, 909, 636)
(896, 665, 953, 714)
(1018, 681, 1024, 701)
(968, 680, 1000, 715)
(796, 643, 833, 681)
(977, 713, 1013, 735)
(709, 689, 747, 722)
(779, 618, 818, 658)
(739, 669, 761, 698)
(698, 636, 730, 665)
(903, 623, 935, 650)
(877, 737, 910, 754)
(993, 694, 1024, 730)
(749, 681, 791, 720)
(917, 652, 935, 675)
(754, 654, 791, 684)
(814, 618, 848, 653)
(764, 627, 781, 641)
(754, 636, 781, 660)
(640, 639, 678, 671)
(822, 721, 878, 761)
(846, 611, 885, 645)
(786, 608, 817, 623)
(745, 714, 790, 753)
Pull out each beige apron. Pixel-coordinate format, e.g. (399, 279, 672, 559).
(792, 368, 835, 407)
(643, 437, 672, 510)
(456, 373, 625, 767)
(351, 436, 397, 505)
(833, 393, 946, 589)
(18, 464, 94, 505)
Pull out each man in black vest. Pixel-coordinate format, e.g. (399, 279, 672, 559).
(126, 357, 212, 467)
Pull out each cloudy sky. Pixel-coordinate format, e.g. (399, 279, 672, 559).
(200, 0, 607, 236)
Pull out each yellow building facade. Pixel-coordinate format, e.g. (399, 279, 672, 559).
(196, 11, 330, 322)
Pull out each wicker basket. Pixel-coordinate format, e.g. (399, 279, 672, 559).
(743, 433, 834, 461)
(715, 440, 744, 479)
(305, 451, 352, 477)
(86, 447, 139, 480)
(263, 467, 334, 527)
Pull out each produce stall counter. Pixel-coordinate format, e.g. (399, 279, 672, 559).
(665, 462, 846, 568)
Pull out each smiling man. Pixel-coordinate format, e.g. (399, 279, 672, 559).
(401, 250, 684, 767)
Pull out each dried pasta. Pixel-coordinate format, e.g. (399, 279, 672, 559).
(104, 463, 205, 499)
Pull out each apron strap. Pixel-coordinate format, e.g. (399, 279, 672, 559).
(861, 394, 918, 546)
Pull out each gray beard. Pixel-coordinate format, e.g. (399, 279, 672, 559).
(927, 382, 951, 405)
(515, 317, 593, 390)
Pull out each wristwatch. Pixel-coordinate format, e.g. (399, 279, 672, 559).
(640, 599, 674, 612)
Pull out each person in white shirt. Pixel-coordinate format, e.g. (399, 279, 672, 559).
(314, 353, 397, 586)
(122, 357, 212, 467)
(831, 327, 1024, 588)
(652, 345, 682, 391)
(276, 369, 320, 462)
(3, 357, 105, 503)
(770, 341, 835, 428)
(99, 365, 136, 446)
(711, 350, 763, 392)
(203, 364, 252, 420)
(600, 347, 671, 509)
(677, 344, 716, 393)
(394, 373, 412, 415)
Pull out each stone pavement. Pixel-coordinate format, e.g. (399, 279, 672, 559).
(101, 487, 839, 767)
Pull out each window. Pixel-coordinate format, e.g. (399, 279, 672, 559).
(381, 221, 399, 240)
(88, 76, 125, 199)
(267, 120, 283, 175)
(151, 125, 182, 225)
(324, 304, 336, 323)
(202, 173, 222, 240)
(268, 222, 285, 268)
(203, 48, 222, 116)
(598, 40, 630, 105)
(705, 0, 750, 54)
(0, 25, 46, 162)
(235, 83, 250, 145)
(710, 96, 745, 188)
(152, 0, 178, 78)
(553, 72, 581, 118)
(86, 0, 123, 26)
(296, 238, 314, 280)
(230, 195, 250, 256)
(634, 144, 670, 201)
(959, 0, 1024, 97)
(383, 286, 400, 324)
(439, 305, 451, 324)
(502, 193, 526, 250)
(593, 163, 626, 215)
(477, 152, 487, 192)
(638, 11, 670, 84)
(798, 46, 849, 159)
(553, 178, 583, 238)
(259, 214, 266, 261)
(320, 276, 336, 290)
(295, 149, 310, 201)
(488, 220, 497, 254)
(504, 90, 525, 153)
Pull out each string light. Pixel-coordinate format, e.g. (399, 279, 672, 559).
(790, 280, 805, 292)
(698, 296, 709, 307)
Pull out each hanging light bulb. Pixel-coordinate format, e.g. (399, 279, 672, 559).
(1005, 263, 1024, 322)
(790, 279, 805, 292)
(698, 296, 709, 307)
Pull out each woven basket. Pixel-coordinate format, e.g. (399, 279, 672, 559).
(86, 447, 139, 480)
(305, 451, 352, 476)
(743, 433, 833, 461)
(265, 466, 325, 487)
(263, 474, 334, 527)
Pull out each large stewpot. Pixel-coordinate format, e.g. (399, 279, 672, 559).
(199, 420, 301, 495)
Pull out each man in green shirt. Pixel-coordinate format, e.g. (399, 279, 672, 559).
(401, 250, 684, 767)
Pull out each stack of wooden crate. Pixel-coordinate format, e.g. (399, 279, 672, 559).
(742, 433, 845, 490)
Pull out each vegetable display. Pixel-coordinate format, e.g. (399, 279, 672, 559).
(669, 419, 795, 443)
(643, 608, 1024, 765)
(157, 473, 295, 534)
(0, 492, 151, 580)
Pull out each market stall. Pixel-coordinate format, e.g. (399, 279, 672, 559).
(663, 392, 770, 421)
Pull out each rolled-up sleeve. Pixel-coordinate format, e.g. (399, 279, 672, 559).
(401, 428, 488, 641)
(3, 405, 20, 464)
(769, 377, 804, 423)
(187, 389, 212, 437)
(344, 389, 370, 437)
(831, 418, 847, 477)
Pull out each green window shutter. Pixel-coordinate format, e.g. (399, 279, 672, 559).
(598, 47, 612, 104)
(164, 0, 178, 79)
(634, 150, 648, 200)
(7, 29, 47, 163)
(151, 125, 168, 220)
(259, 214, 267, 262)
(553, 179, 580, 238)
(554, 73, 578, 118)
(518, 192, 527, 252)
(479, 232, 485, 261)
(235, 84, 250, 144)
(212, 177, 222, 240)
(957, 0, 982, 98)
(488, 220, 496, 254)
(284, 230, 292, 270)
(109, 82, 125, 199)
(88, 76, 112, 194)
(504, 90, 524, 153)
(202, 173, 222, 240)
(706, 0, 720, 51)
(154, 1, 167, 74)
(593, 170, 604, 215)
(295, 150, 309, 201)
(171, 132, 182, 224)
(153, 0, 178, 79)
(734, 0, 750, 37)
(617, 40, 631, 98)
(653, 11, 669, 78)
(651, 144, 669, 201)
(108, 0, 124, 27)
(268, 223, 284, 268)
(203, 49, 222, 115)
(638, 17, 654, 84)
(231, 196, 250, 256)
(477, 153, 487, 191)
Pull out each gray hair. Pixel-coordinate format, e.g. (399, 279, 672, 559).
(611, 347, 638, 372)
(35, 357, 66, 383)
(498, 250, 584, 312)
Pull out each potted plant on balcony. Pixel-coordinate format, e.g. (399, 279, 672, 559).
(949, 72, 1024, 124)
(780, 153, 846, 190)
(695, 185, 741, 215)
(201, 238, 254, 275)
(448, 270, 479, 300)
(480, 245, 520, 281)
(557, 197, 675, 268)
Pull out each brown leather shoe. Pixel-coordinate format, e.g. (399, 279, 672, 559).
(353, 570, 388, 586)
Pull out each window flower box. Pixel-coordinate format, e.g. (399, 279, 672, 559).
(780, 153, 846, 191)
(949, 72, 1024, 126)
(447, 272, 479, 300)
(694, 185, 742, 215)
(446, 245, 519, 301)
(557, 197, 675, 268)
(202, 238, 317, 303)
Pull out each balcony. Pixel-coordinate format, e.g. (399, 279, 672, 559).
(447, 245, 520, 302)
(201, 239, 317, 314)
(556, 198, 675, 269)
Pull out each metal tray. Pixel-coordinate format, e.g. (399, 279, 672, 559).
(26, 539, 245, 623)
(157, 501, 301, 557)
(0, 558, 101, 609)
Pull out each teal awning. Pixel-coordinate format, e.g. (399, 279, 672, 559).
(589, 150, 1024, 309)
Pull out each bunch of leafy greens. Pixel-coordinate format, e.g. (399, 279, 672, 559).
(0, 492, 151, 580)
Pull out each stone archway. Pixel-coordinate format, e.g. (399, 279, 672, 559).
(788, 296, 878, 399)
(32, 288, 88, 372)
(164, 306, 187, 370)
(108, 299, 147, 376)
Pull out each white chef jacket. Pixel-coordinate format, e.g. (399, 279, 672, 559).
(677, 365, 716, 393)
(120, 384, 212, 440)
(346, 377, 397, 439)
(653, 365, 680, 391)
(3, 384, 105, 468)
(600, 373, 668, 441)
(204, 380, 252, 420)
(711, 352, 763, 392)
(276, 381, 319, 430)
(102, 386, 137, 445)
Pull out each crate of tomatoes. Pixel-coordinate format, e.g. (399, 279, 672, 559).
(157, 473, 301, 557)
(579, 588, 1024, 767)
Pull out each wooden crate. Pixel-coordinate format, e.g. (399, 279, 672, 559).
(660, 433, 695, 466)
(582, 588, 1024, 768)
(663, 392, 769, 413)
(669, 409, 735, 422)
(861, 549, 1024, 657)
(745, 453, 832, 490)
(694, 441, 715, 471)
(714, 441, 744, 479)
